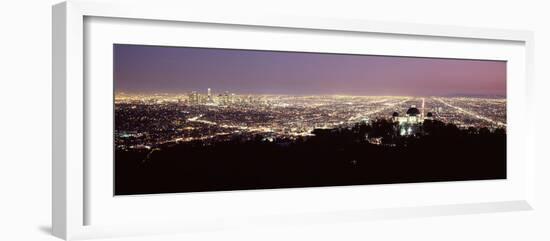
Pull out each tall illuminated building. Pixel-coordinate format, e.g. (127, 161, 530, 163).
(188, 91, 199, 105)
(421, 98, 425, 118)
(207, 88, 213, 103)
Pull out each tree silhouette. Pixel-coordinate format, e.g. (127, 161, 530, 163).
(115, 119, 506, 195)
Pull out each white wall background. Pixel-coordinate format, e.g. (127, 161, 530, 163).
(0, 0, 548, 240)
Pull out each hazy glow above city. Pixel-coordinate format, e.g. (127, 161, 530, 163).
(114, 44, 506, 97)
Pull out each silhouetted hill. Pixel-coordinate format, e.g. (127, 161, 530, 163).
(115, 119, 506, 195)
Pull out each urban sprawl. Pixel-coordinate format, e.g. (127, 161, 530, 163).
(115, 89, 506, 150)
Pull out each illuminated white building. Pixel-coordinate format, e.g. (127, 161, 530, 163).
(392, 105, 434, 136)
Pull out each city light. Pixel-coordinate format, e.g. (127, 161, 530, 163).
(115, 90, 506, 150)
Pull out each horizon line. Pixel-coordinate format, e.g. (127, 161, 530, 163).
(114, 92, 507, 98)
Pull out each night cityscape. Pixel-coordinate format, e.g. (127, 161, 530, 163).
(115, 92, 506, 150)
(114, 44, 507, 195)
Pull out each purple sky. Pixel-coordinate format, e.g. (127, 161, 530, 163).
(114, 44, 506, 96)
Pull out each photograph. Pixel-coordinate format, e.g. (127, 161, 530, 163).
(113, 44, 507, 195)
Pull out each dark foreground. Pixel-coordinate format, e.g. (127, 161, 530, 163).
(115, 120, 506, 195)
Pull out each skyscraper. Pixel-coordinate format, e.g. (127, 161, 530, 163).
(189, 91, 199, 105)
(421, 98, 425, 117)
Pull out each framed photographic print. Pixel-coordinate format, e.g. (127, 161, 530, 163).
(53, 0, 535, 240)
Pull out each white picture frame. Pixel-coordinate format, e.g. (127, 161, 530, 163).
(52, 1, 535, 240)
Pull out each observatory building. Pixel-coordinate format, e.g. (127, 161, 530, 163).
(392, 104, 434, 136)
